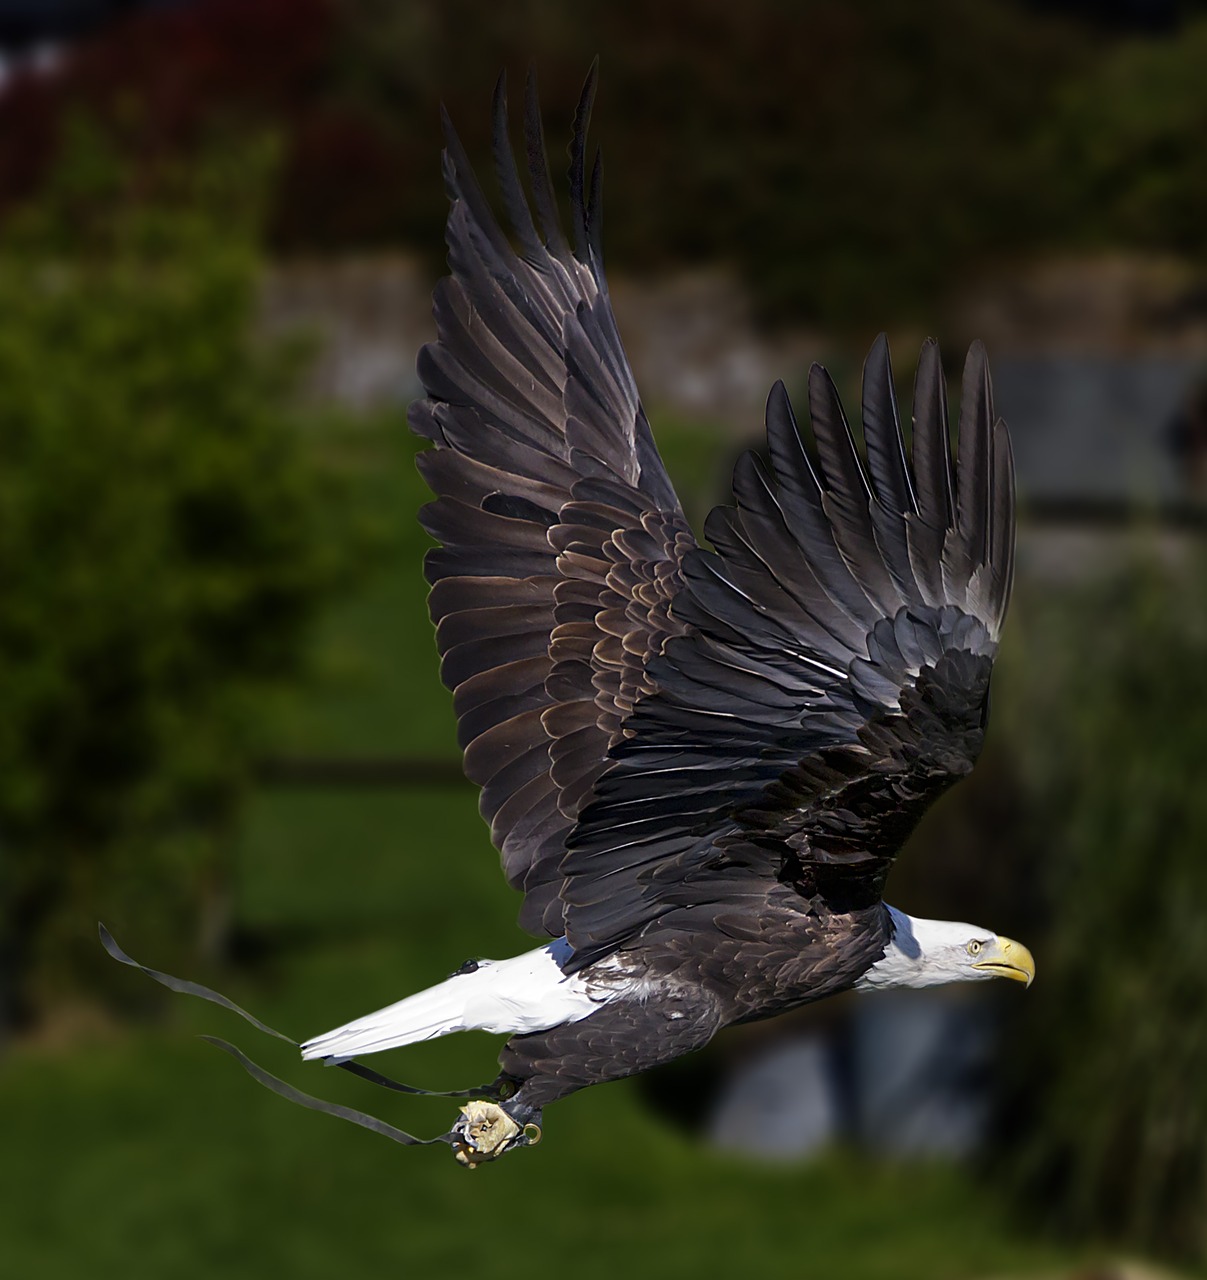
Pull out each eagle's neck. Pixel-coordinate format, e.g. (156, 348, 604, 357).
(853, 904, 977, 991)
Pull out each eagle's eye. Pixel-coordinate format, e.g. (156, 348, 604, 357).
(967, 940, 983, 956)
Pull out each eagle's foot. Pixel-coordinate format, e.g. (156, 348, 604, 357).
(450, 1100, 539, 1167)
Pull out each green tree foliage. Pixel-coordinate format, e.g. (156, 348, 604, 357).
(998, 556, 1207, 1262)
(1041, 18, 1207, 257)
(0, 123, 345, 1024)
(0, 0, 1092, 324)
(21, 0, 1207, 321)
(325, 0, 1088, 323)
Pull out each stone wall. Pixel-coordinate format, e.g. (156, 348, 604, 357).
(260, 256, 826, 429)
(260, 251, 1207, 518)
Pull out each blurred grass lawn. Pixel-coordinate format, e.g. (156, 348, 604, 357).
(1, 412, 1096, 1279)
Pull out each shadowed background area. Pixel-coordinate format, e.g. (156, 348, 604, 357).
(3, 1, 1207, 1276)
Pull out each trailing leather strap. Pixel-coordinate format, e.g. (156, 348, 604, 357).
(99, 923, 498, 1148)
(200, 1036, 452, 1148)
(100, 923, 295, 1043)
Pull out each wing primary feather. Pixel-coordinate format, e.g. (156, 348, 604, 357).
(807, 362, 872, 503)
(862, 333, 917, 516)
(988, 418, 1016, 633)
(910, 338, 953, 529)
(861, 334, 928, 603)
(765, 378, 893, 627)
(807, 361, 901, 613)
(587, 148, 604, 265)
(568, 58, 599, 261)
(955, 339, 993, 568)
(490, 71, 544, 261)
(439, 104, 515, 267)
(524, 68, 571, 258)
(766, 379, 821, 494)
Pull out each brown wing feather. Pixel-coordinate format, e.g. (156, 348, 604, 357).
(411, 68, 691, 935)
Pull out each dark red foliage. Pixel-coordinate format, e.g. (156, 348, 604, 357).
(0, 0, 1094, 320)
(273, 103, 408, 251)
(0, 0, 335, 216)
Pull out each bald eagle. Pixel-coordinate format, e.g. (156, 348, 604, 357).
(296, 66, 1036, 1166)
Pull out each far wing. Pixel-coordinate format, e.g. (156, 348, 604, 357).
(410, 67, 694, 936)
(558, 340, 1015, 963)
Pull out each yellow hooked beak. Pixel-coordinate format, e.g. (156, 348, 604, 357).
(972, 935, 1035, 987)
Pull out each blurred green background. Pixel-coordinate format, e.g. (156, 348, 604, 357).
(3, 2, 1207, 1277)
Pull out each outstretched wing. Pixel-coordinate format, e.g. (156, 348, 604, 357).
(557, 339, 1015, 964)
(410, 66, 695, 936)
(413, 68, 1015, 963)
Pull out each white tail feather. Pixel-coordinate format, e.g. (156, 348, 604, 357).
(299, 941, 615, 1062)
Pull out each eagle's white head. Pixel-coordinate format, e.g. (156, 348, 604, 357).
(854, 904, 1035, 991)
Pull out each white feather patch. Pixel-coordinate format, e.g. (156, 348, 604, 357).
(854, 904, 996, 991)
(300, 939, 625, 1062)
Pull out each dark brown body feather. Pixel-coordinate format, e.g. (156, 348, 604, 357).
(503, 894, 890, 1116)
(410, 68, 1015, 1118)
